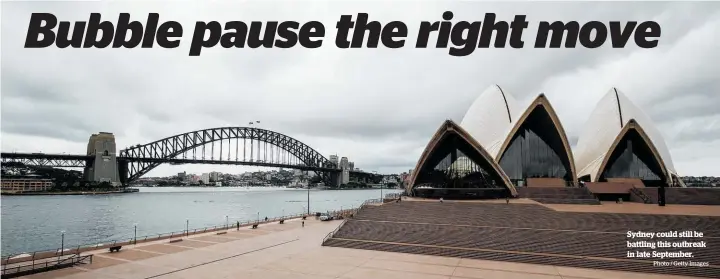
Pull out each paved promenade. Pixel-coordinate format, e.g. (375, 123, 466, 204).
(18, 216, 700, 279)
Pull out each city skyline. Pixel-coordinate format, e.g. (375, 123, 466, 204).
(2, 2, 719, 177)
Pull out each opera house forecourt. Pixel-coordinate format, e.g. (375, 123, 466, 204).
(406, 85, 700, 201)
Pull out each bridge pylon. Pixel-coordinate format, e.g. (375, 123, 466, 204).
(83, 132, 121, 186)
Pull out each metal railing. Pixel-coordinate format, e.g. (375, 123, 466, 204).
(630, 186, 653, 204)
(1, 254, 92, 278)
(322, 219, 348, 244)
(363, 198, 383, 205)
(321, 197, 389, 245)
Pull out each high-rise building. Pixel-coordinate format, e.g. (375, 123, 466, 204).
(340, 157, 349, 170)
(342, 169, 350, 184)
(210, 172, 220, 182)
(329, 155, 339, 166)
(200, 173, 210, 184)
(348, 162, 355, 170)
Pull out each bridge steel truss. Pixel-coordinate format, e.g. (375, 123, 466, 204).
(0, 153, 91, 168)
(119, 127, 338, 183)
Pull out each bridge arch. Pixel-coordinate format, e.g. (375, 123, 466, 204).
(119, 127, 336, 182)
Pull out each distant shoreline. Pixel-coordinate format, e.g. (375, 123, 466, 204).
(1, 188, 139, 196)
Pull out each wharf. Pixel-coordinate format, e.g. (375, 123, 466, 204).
(11, 212, 698, 279)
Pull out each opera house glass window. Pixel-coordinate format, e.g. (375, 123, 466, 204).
(600, 127, 666, 187)
(413, 133, 505, 190)
(498, 106, 574, 185)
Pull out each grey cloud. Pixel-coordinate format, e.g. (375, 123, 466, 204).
(673, 127, 720, 144)
(2, 122, 90, 144)
(1, 100, 98, 142)
(650, 92, 720, 124)
(0, 72, 78, 104)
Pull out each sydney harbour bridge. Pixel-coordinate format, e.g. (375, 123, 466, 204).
(0, 126, 379, 186)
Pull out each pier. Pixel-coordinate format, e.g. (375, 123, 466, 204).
(5, 199, 714, 279)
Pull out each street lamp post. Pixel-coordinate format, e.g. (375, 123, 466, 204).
(225, 215, 229, 229)
(257, 211, 260, 223)
(60, 231, 65, 256)
(307, 185, 310, 215)
(282, 208, 285, 218)
(376, 172, 384, 202)
(186, 219, 189, 237)
(133, 223, 137, 245)
(380, 184, 383, 202)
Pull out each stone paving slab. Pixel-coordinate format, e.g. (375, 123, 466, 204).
(77, 255, 127, 270)
(135, 244, 192, 254)
(101, 249, 161, 261)
(241, 229, 272, 235)
(18, 266, 85, 279)
(192, 235, 241, 243)
(83, 261, 177, 279)
(166, 239, 217, 249)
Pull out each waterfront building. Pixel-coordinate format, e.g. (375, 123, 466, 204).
(210, 172, 220, 182)
(340, 157, 349, 169)
(329, 155, 339, 167)
(200, 173, 210, 184)
(407, 85, 684, 199)
(1, 177, 54, 193)
(189, 175, 200, 183)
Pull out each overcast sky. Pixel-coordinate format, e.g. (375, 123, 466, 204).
(2, 2, 719, 177)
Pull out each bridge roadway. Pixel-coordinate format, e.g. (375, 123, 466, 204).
(1, 152, 350, 173)
(1, 126, 382, 185)
(0, 152, 378, 174)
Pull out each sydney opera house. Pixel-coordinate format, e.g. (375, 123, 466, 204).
(407, 86, 685, 199)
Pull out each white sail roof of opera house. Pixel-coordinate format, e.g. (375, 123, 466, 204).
(574, 88, 677, 182)
(460, 85, 520, 159)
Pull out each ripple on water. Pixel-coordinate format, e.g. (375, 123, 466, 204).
(1, 187, 402, 255)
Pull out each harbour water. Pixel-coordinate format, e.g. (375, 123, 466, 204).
(0, 186, 401, 256)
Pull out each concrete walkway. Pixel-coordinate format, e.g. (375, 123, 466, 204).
(18, 217, 700, 279)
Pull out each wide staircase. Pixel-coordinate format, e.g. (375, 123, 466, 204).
(323, 201, 720, 278)
(639, 188, 720, 205)
(516, 187, 601, 205)
(630, 186, 654, 204)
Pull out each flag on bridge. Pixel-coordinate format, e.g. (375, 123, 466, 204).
(256, 121, 261, 123)
(248, 122, 254, 125)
